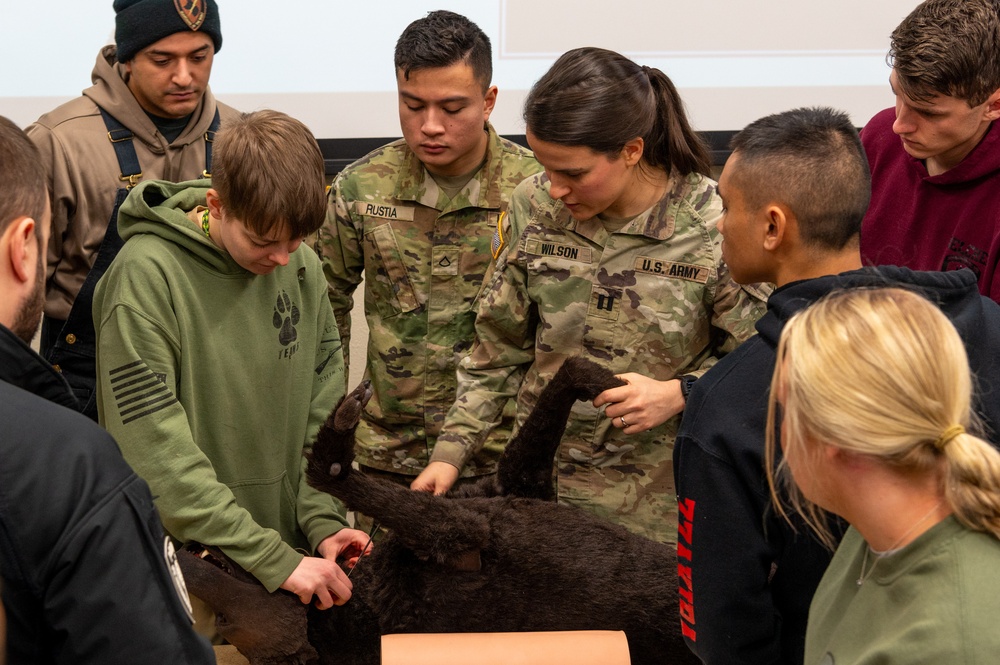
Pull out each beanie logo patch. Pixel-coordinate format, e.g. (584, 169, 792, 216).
(174, 0, 207, 30)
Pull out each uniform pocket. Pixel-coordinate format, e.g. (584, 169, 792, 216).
(364, 223, 420, 318)
(623, 270, 712, 369)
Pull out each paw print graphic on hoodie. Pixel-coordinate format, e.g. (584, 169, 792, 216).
(273, 291, 300, 346)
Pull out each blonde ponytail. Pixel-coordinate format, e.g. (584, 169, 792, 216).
(765, 286, 1000, 544)
(940, 431, 1000, 539)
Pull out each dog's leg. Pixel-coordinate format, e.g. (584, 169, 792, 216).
(306, 382, 490, 568)
(496, 357, 624, 499)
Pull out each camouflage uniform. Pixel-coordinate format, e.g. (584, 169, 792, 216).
(431, 171, 768, 543)
(314, 125, 541, 478)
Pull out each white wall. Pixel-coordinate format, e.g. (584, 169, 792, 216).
(2, 0, 917, 135)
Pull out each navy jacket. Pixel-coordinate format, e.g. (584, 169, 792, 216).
(0, 324, 214, 664)
(673, 267, 1000, 665)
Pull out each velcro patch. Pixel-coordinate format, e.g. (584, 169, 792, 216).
(354, 201, 415, 221)
(634, 257, 709, 283)
(491, 211, 507, 260)
(588, 285, 623, 320)
(524, 239, 592, 263)
(174, 0, 207, 30)
(432, 246, 459, 276)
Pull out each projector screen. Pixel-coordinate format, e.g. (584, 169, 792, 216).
(0, 0, 917, 138)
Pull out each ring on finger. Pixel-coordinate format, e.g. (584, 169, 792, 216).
(620, 415, 628, 427)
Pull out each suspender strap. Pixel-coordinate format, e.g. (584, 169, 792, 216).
(46, 106, 223, 421)
(203, 108, 221, 177)
(99, 107, 143, 189)
(100, 107, 220, 183)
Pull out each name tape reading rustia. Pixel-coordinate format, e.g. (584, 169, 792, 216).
(354, 201, 416, 221)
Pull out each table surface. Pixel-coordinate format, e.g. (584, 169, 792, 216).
(214, 645, 250, 665)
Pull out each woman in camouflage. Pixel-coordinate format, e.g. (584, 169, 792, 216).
(413, 47, 766, 543)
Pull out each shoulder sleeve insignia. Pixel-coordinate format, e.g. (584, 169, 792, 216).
(491, 211, 507, 260)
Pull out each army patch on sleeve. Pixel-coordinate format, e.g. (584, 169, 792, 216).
(109, 360, 178, 425)
(491, 211, 507, 260)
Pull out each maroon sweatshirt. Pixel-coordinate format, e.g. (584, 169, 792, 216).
(860, 107, 1000, 303)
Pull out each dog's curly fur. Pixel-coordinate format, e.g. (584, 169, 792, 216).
(179, 358, 698, 665)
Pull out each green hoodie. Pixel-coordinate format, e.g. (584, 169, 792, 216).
(94, 179, 348, 592)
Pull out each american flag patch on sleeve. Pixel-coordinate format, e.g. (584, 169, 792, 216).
(109, 360, 178, 425)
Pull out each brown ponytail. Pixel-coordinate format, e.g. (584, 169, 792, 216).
(524, 47, 710, 177)
(642, 67, 711, 177)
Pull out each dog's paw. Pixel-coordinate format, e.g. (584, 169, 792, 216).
(332, 380, 373, 432)
(558, 357, 625, 400)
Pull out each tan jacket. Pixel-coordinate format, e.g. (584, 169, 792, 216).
(27, 44, 240, 320)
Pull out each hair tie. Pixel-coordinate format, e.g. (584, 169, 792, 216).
(934, 424, 965, 450)
(641, 64, 651, 77)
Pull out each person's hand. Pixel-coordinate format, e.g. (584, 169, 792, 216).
(411, 461, 460, 495)
(279, 556, 353, 609)
(592, 373, 685, 433)
(317, 528, 373, 570)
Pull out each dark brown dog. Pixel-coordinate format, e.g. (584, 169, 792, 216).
(179, 357, 698, 665)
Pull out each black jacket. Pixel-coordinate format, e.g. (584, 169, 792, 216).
(0, 324, 214, 664)
(673, 267, 1000, 665)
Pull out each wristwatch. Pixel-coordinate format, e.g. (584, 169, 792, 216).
(678, 374, 697, 400)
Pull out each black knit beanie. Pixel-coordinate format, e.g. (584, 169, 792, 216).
(114, 0, 222, 63)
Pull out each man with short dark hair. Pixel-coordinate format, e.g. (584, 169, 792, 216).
(0, 114, 215, 664)
(861, 0, 1000, 302)
(673, 106, 1000, 665)
(314, 11, 541, 505)
(27, 0, 239, 419)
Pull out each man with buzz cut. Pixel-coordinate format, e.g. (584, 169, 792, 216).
(28, 0, 239, 420)
(314, 10, 541, 511)
(861, 0, 1000, 302)
(673, 106, 1000, 665)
